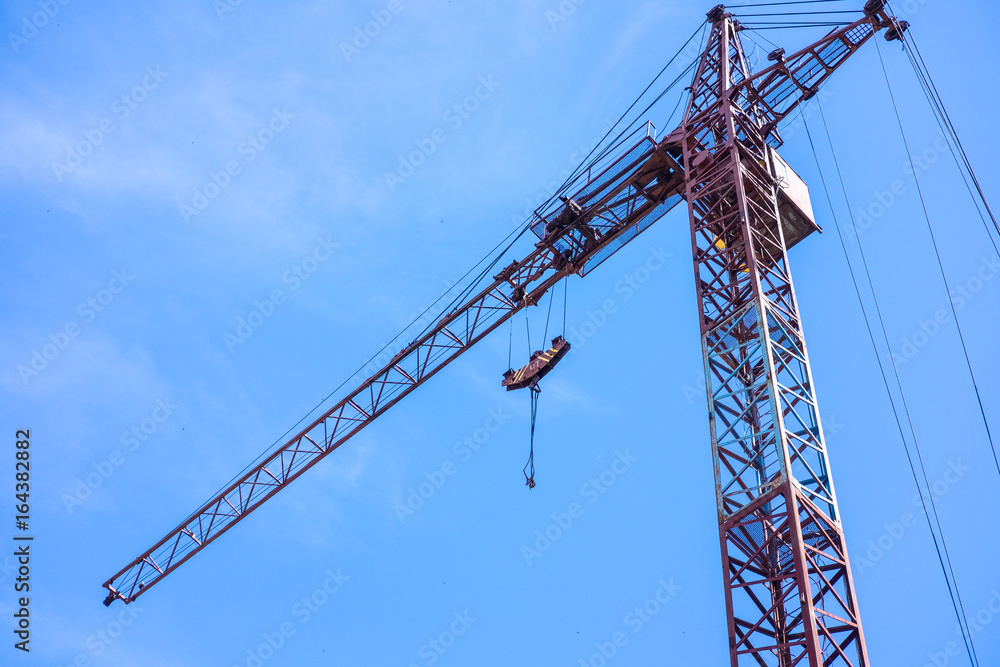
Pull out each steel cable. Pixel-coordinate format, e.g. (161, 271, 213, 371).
(803, 98, 981, 667)
(874, 37, 1000, 481)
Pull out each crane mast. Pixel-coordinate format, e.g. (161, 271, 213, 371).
(684, 3, 903, 664)
(104, 3, 909, 663)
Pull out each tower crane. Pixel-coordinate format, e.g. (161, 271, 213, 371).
(104, 3, 913, 664)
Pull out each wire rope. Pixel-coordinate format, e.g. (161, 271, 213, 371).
(803, 102, 980, 667)
(874, 38, 1000, 480)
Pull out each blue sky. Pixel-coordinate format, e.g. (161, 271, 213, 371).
(1, 0, 999, 665)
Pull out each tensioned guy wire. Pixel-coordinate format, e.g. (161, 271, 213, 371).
(897, 36, 1000, 254)
(803, 102, 981, 667)
(874, 37, 1000, 482)
(543, 22, 708, 211)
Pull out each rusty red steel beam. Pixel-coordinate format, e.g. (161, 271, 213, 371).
(102, 130, 682, 605)
(104, 3, 903, 608)
(680, 4, 906, 664)
(685, 1, 903, 149)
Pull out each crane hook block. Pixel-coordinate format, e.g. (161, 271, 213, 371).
(502, 336, 571, 391)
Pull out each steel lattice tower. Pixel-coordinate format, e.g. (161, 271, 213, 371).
(681, 9, 875, 665)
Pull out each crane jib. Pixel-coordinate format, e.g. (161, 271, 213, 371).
(101, 126, 683, 606)
(102, 4, 905, 611)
